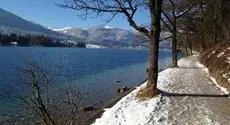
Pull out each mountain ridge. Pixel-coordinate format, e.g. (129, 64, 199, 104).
(0, 8, 81, 41)
(51, 25, 149, 47)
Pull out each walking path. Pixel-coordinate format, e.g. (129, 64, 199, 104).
(165, 55, 230, 125)
(92, 55, 230, 125)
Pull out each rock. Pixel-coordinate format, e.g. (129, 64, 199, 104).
(117, 86, 131, 94)
(83, 106, 97, 112)
(114, 80, 121, 83)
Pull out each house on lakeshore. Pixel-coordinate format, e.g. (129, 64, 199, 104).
(9, 41, 18, 46)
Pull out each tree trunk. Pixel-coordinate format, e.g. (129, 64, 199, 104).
(147, 0, 162, 97)
(199, 42, 205, 52)
(199, 0, 205, 52)
(172, 17, 178, 67)
(189, 40, 193, 55)
(214, 30, 218, 44)
(221, 0, 230, 40)
(185, 35, 188, 56)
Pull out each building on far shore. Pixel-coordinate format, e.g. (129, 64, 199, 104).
(10, 42, 18, 46)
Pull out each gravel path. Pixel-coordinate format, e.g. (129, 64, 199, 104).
(162, 55, 230, 125)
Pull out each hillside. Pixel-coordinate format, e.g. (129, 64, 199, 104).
(52, 26, 148, 47)
(0, 8, 83, 41)
(200, 42, 230, 91)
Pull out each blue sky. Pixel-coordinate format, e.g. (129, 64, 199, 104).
(0, 0, 149, 30)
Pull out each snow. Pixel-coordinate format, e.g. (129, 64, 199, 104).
(203, 68, 229, 95)
(178, 55, 229, 95)
(212, 50, 217, 54)
(92, 55, 230, 125)
(223, 73, 228, 78)
(217, 52, 225, 58)
(192, 50, 199, 54)
(92, 69, 173, 125)
(226, 57, 230, 64)
(104, 25, 113, 29)
(52, 27, 73, 31)
(177, 55, 205, 69)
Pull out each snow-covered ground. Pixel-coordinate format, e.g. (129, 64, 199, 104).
(91, 55, 230, 125)
(177, 54, 205, 69)
(178, 55, 229, 94)
(202, 67, 230, 96)
(92, 69, 172, 125)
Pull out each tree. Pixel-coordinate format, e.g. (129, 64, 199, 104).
(15, 57, 84, 125)
(221, 0, 230, 40)
(185, 0, 224, 50)
(58, 0, 163, 97)
(161, 0, 193, 67)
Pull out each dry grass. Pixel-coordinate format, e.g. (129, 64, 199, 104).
(200, 42, 230, 91)
(136, 87, 160, 100)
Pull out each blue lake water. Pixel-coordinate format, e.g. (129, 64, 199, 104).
(0, 46, 181, 119)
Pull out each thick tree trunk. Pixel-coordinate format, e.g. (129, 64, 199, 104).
(147, 0, 162, 97)
(172, 17, 178, 67)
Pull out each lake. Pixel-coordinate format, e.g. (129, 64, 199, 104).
(0, 46, 181, 122)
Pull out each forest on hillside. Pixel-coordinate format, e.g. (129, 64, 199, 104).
(0, 33, 86, 47)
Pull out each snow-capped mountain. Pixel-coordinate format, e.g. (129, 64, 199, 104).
(0, 8, 80, 40)
(51, 25, 148, 47)
(50, 27, 74, 32)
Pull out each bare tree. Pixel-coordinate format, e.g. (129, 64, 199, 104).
(221, 0, 230, 41)
(58, 0, 163, 97)
(161, 0, 193, 67)
(16, 57, 84, 125)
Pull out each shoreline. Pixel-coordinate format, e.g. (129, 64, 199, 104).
(84, 64, 180, 124)
(83, 78, 147, 125)
(84, 67, 168, 125)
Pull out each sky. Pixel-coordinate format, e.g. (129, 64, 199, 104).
(0, 0, 150, 30)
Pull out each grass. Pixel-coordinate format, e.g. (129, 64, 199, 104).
(136, 87, 160, 100)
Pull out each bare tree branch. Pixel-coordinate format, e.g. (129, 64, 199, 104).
(160, 35, 172, 41)
(57, 0, 150, 37)
(162, 10, 173, 25)
(161, 17, 173, 32)
(176, 5, 194, 19)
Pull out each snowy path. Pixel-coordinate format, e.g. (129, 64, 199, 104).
(165, 55, 230, 125)
(92, 55, 230, 125)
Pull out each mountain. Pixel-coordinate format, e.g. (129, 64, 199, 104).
(0, 8, 82, 41)
(51, 25, 148, 47)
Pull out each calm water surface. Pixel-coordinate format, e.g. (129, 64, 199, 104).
(0, 46, 182, 119)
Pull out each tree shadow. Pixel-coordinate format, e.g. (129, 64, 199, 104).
(177, 67, 206, 70)
(159, 90, 229, 98)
